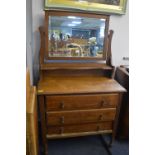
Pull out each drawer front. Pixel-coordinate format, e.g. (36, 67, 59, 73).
(46, 94, 119, 111)
(47, 122, 113, 135)
(46, 108, 116, 126)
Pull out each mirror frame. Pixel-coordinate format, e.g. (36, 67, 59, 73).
(44, 10, 110, 61)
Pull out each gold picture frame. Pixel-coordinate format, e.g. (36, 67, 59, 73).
(45, 0, 127, 15)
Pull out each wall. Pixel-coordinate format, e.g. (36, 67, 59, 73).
(31, 0, 44, 85)
(26, 0, 33, 84)
(27, 0, 129, 84)
(110, 1, 129, 66)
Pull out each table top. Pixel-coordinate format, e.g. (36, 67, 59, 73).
(37, 76, 126, 95)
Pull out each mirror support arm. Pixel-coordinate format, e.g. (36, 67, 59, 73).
(106, 30, 114, 67)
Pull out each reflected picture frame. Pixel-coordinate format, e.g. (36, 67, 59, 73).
(45, 0, 127, 15)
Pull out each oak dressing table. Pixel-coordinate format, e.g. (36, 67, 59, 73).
(37, 10, 126, 155)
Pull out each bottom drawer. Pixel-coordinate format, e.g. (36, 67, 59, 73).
(47, 122, 113, 135)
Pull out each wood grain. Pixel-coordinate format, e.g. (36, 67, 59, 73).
(38, 96, 48, 155)
(26, 69, 38, 155)
(46, 94, 119, 111)
(47, 122, 113, 135)
(47, 130, 112, 139)
(37, 10, 126, 154)
(40, 63, 113, 70)
(46, 108, 116, 126)
(38, 76, 126, 95)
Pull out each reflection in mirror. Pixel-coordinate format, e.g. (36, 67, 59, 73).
(48, 16, 106, 57)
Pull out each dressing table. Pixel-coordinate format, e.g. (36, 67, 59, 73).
(37, 10, 126, 155)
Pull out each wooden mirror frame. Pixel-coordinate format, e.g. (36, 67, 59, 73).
(39, 10, 113, 70)
(45, 11, 109, 60)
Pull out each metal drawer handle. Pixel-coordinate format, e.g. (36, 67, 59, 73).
(99, 115, 103, 121)
(60, 102, 65, 109)
(100, 100, 108, 107)
(60, 116, 64, 124)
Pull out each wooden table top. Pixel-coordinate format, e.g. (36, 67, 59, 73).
(37, 76, 126, 95)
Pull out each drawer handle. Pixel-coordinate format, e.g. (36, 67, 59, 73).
(99, 115, 103, 121)
(60, 116, 64, 124)
(100, 100, 108, 107)
(60, 127, 64, 134)
(60, 102, 65, 109)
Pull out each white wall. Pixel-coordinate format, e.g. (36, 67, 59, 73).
(26, 0, 33, 84)
(31, 0, 44, 84)
(27, 0, 129, 84)
(110, 1, 129, 66)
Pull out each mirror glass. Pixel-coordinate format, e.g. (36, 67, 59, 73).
(48, 15, 106, 57)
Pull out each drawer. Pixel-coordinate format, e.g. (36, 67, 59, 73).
(46, 94, 119, 111)
(46, 108, 116, 126)
(47, 122, 113, 135)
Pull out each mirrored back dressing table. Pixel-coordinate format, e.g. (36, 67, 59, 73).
(37, 10, 126, 155)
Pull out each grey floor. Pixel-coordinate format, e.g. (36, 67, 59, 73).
(42, 135, 129, 155)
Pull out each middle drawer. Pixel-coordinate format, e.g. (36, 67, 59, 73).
(46, 108, 116, 126)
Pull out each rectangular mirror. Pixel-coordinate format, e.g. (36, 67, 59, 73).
(45, 11, 109, 60)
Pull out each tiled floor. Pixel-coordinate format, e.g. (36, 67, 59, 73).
(40, 135, 129, 155)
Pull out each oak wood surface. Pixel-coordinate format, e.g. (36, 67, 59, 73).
(106, 30, 113, 66)
(46, 94, 119, 111)
(39, 27, 45, 66)
(47, 122, 113, 135)
(111, 93, 123, 145)
(40, 63, 113, 70)
(38, 76, 126, 95)
(26, 69, 38, 155)
(40, 69, 113, 80)
(46, 108, 116, 126)
(38, 96, 48, 155)
(46, 130, 112, 139)
(37, 11, 126, 154)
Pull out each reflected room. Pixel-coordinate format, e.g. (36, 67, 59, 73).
(48, 16, 106, 57)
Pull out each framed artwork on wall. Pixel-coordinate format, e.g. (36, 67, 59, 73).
(45, 0, 127, 15)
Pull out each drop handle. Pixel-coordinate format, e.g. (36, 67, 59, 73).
(60, 102, 65, 109)
(100, 100, 108, 107)
(99, 115, 103, 121)
(60, 116, 64, 124)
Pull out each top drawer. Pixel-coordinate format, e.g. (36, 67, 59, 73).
(46, 94, 119, 111)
